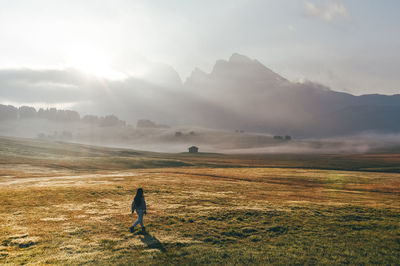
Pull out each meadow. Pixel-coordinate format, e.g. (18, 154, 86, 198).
(0, 136, 399, 265)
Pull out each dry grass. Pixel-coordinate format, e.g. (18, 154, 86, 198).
(1, 165, 399, 265)
(0, 137, 400, 264)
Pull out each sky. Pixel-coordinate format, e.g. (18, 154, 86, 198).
(0, 0, 399, 98)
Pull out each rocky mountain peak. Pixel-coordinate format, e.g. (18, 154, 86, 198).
(228, 53, 254, 63)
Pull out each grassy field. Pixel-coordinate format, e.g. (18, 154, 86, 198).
(0, 136, 399, 265)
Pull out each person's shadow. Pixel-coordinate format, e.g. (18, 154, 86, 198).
(139, 230, 166, 252)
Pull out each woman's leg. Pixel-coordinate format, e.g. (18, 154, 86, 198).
(132, 210, 144, 228)
(139, 211, 144, 227)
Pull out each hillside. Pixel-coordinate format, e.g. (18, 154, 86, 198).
(1, 136, 399, 264)
(2, 136, 400, 173)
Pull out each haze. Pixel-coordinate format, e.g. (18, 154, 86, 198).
(0, 0, 400, 153)
(1, 0, 399, 95)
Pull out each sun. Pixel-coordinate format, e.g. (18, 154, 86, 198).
(65, 45, 125, 80)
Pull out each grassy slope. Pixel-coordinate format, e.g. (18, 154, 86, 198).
(2, 136, 400, 172)
(0, 136, 399, 265)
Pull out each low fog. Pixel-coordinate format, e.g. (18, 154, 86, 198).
(1, 105, 400, 154)
(1, 53, 400, 153)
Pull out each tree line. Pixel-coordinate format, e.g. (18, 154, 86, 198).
(0, 104, 126, 127)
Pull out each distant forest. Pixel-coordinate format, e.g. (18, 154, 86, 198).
(0, 104, 126, 127)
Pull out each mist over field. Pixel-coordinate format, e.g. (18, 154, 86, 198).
(1, 109, 400, 154)
(1, 53, 400, 153)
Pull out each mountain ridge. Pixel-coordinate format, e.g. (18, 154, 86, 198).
(1, 53, 400, 137)
(183, 53, 400, 136)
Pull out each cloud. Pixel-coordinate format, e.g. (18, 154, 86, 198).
(0, 67, 226, 126)
(304, 1, 349, 22)
(0, 68, 91, 104)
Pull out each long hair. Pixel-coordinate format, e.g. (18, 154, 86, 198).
(134, 188, 144, 207)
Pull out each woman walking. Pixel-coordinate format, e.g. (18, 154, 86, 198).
(130, 188, 147, 232)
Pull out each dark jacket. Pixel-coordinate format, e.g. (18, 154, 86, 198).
(131, 197, 146, 213)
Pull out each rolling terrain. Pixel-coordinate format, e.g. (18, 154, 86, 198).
(3, 53, 400, 138)
(0, 136, 399, 264)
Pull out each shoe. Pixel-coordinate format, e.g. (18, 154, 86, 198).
(130, 226, 135, 233)
(141, 226, 146, 232)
